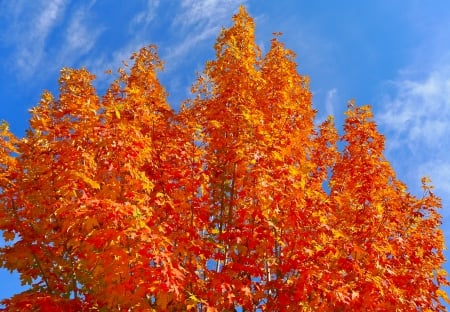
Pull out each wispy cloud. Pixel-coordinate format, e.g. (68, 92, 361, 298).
(1, 0, 67, 78)
(325, 88, 337, 117)
(376, 6, 450, 226)
(84, 0, 162, 87)
(0, 0, 105, 83)
(129, 0, 160, 33)
(57, 3, 104, 68)
(174, 0, 244, 29)
(378, 65, 450, 235)
(164, 0, 246, 68)
(163, 26, 219, 67)
(379, 67, 450, 151)
(315, 88, 338, 125)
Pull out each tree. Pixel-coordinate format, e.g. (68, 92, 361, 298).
(327, 102, 449, 309)
(0, 6, 448, 311)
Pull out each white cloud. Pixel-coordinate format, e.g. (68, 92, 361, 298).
(325, 88, 337, 117)
(175, 0, 243, 29)
(66, 11, 95, 51)
(0, 0, 107, 82)
(379, 67, 450, 151)
(163, 26, 219, 67)
(86, 1, 249, 90)
(57, 4, 104, 67)
(85, 0, 163, 81)
(375, 6, 450, 261)
(1, 0, 67, 78)
(315, 88, 338, 125)
(164, 0, 246, 69)
(129, 0, 160, 32)
(35, 1, 64, 40)
(379, 65, 450, 240)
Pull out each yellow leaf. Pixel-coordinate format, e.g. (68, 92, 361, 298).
(371, 276, 383, 290)
(272, 150, 283, 161)
(114, 107, 121, 119)
(242, 109, 252, 121)
(437, 289, 450, 304)
(292, 179, 305, 190)
(74, 172, 100, 189)
(288, 166, 300, 176)
(331, 229, 344, 239)
(188, 292, 201, 303)
(210, 120, 221, 128)
(156, 192, 164, 198)
(375, 203, 384, 214)
(127, 86, 140, 95)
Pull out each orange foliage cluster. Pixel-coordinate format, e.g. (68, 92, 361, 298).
(0, 7, 448, 311)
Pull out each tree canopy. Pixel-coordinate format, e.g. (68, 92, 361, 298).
(0, 6, 448, 311)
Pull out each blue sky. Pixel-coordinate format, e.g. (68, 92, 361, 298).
(1, 0, 450, 304)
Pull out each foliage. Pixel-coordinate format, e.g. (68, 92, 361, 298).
(0, 6, 448, 311)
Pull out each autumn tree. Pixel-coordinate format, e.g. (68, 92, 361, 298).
(0, 6, 448, 312)
(327, 102, 449, 310)
(0, 47, 200, 311)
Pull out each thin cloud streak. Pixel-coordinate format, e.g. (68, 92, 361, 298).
(163, 26, 219, 67)
(57, 4, 104, 69)
(175, 0, 244, 29)
(85, 0, 163, 88)
(129, 0, 160, 33)
(325, 88, 337, 117)
(379, 65, 450, 241)
(164, 0, 247, 69)
(1, 0, 67, 78)
(379, 68, 450, 151)
(76, 1, 248, 98)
